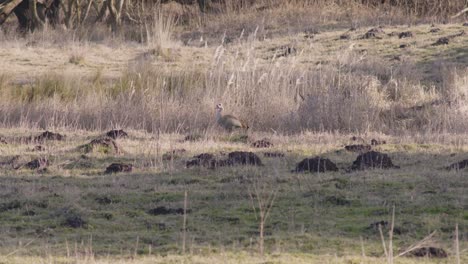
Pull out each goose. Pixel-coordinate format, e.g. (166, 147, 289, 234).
(215, 103, 249, 131)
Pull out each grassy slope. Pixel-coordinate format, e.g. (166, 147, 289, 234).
(0, 129, 466, 262)
(0, 23, 466, 83)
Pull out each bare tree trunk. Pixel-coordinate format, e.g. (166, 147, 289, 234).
(108, 0, 125, 32)
(259, 214, 264, 255)
(0, 0, 24, 25)
(29, 0, 45, 30)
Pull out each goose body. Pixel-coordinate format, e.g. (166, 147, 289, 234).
(215, 104, 248, 131)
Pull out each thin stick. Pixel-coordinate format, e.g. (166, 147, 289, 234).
(388, 205, 395, 264)
(66, 239, 70, 258)
(182, 190, 188, 255)
(379, 224, 388, 258)
(360, 236, 366, 258)
(5, 237, 37, 257)
(455, 223, 460, 264)
(396, 230, 437, 258)
(134, 236, 139, 258)
(452, 7, 468, 18)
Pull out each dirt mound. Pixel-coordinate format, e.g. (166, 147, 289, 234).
(430, 28, 441, 33)
(263, 152, 285, 158)
(370, 139, 386, 146)
(80, 137, 121, 154)
(351, 151, 398, 170)
(23, 157, 49, 170)
(432, 37, 449, 46)
(432, 31, 464, 46)
(186, 153, 216, 168)
(398, 31, 413, 38)
(293, 157, 338, 173)
(162, 149, 186, 161)
(409, 247, 448, 258)
(446, 159, 468, 170)
(227, 151, 263, 166)
(251, 138, 274, 148)
(105, 163, 133, 174)
(345, 144, 371, 153)
(32, 145, 46, 152)
(340, 34, 350, 40)
(105, 129, 128, 139)
(147, 206, 191, 215)
(0, 137, 7, 144)
(362, 27, 384, 39)
(34, 131, 65, 142)
(187, 152, 262, 168)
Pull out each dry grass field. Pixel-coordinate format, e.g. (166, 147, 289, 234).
(0, 0, 467, 263)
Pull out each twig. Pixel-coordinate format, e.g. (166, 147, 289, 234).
(360, 236, 366, 258)
(455, 223, 460, 264)
(182, 189, 188, 255)
(388, 205, 395, 264)
(395, 230, 437, 258)
(6, 237, 38, 257)
(379, 224, 388, 258)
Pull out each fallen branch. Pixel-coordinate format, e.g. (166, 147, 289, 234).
(452, 7, 468, 18)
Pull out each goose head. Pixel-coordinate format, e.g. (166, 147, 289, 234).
(215, 103, 224, 112)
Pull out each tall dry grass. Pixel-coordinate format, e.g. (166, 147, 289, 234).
(0, 41, 467, 134)
(0, 1, 467, 134)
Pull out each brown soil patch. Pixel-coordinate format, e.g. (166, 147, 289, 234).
(432, 37, 449, 46)
(251, 138, 274, 148)
(432, 31, 465, 46)
(105, 129, 128, 139)
(398, 31, 413, 38)
(20, 131, 65, 143)
(362, 27, 384, 39)
(186, 151, 263, 168)
(23, 157, 49, 170)
(345, 144, 371, 153)
(409, 247, 448, 258)
(293, 157, 338, 173)
(370, 139, 386, 145)
(186, 153, 217, 168)
(351, 151, 398, 170)
(446, 159, 468, 170)
(32, 145, 46, 152)
(227, 151, 263, 166)
(147, 206, 191, 216)
(263, 152, 285, 158)
(339, 34, 350, 40)
(105, 163, 133, 174)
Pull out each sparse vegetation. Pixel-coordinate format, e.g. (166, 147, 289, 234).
(0, 0, 467, 262)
